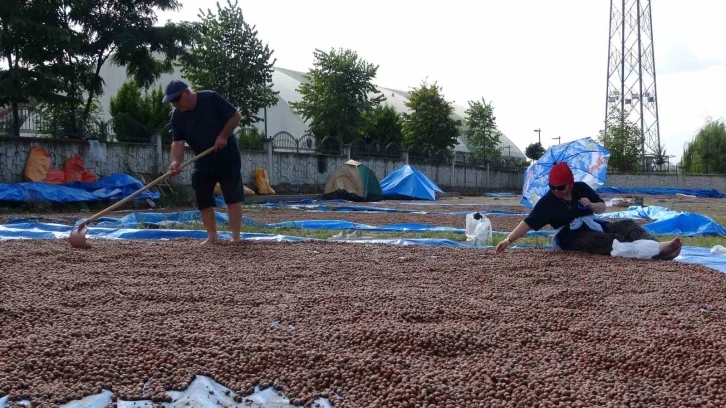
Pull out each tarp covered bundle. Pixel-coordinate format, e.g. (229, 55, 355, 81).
(380, 165, 443, 200)
(323, 160, 383, 202)
(599, 205, 726, 236)
(0, 173, 159, 203)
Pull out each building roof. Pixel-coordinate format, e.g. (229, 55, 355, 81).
(270, 67, 525, 158)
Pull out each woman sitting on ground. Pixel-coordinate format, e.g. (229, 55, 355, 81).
(495, 162, 682, 260)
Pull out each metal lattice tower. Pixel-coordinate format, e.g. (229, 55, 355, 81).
(605, 0, 661, 167)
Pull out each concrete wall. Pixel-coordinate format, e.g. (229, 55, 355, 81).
(606, 173, 726, 192)
(0, 137, 523, 193)
(5, 137, 724, 195)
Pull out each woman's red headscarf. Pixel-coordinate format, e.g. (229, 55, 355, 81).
(549, 162, 574, 185)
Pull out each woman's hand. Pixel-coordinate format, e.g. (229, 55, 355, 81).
(495, 238, 511, 253)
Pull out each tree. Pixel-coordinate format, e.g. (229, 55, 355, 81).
(597, 107, 642, 172)
(1, 0, 191, 139)
(525, 142, 545, 161)
(0, 0, 71, 136)
(360, 104, 403, 146)
(69, 0, 192, 126)
(177, 0, 278, 126)
(402, 79, 461, 153)
(682, 118, 726, 174)
(464, 97, 500, 159)
(290, 47, 384, 143)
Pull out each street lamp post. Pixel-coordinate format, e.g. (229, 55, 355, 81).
(534, 129, 541, 144)
(552, 136, 561, 145)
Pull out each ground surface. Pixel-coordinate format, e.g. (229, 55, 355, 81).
(1, 239, 724, 407)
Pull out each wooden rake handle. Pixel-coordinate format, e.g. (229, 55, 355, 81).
(78, 146, 216, 227)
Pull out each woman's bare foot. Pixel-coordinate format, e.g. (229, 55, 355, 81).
(655, 237, 682, 260)
(202, 237, 218, 245)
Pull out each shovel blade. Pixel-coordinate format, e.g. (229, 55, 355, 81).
(69, 225, 91, 248)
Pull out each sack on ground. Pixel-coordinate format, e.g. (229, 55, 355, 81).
(214, 183, 256, 197)
(24, 147, 52, 182)
(63, 155, 85, 183)
(610, 239, 659, 259)
(254, 168, 276, 195)
(465, 212, 492, 246)
(44, 169, 65, 184)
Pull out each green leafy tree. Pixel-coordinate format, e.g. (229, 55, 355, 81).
(177, 0, 277, 126)
(598, 107, 642, 172)
(525, 142, 545, 161)
(290, 47, 385, 144)
(360, 104, 403, 146)
(2, 0, 190, 138)
(0, 0, 72, 136)
(402, 79, 461, 152)
(67, 0, 192, 126)
(682, 118, 726, 173)
(464, 97, 500, 159)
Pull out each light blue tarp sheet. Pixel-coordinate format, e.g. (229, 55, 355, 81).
(15, 210, 539, 236)
(5, 203, 720, 237)
(379, 165, 444, 200)
(597, 186, 724, 198)
(0, 174, 159, 203)
(0, 222, 723, 273)
(598, 205, 726, 236)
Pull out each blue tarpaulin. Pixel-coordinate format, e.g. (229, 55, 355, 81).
(598, 205, 726, 236)
(0, 222, 723, 273)
(0, 173, 159, 203)
(1, 204, 709, 237)
(379, 165, 444, 200)
(596, 186, 724, 198)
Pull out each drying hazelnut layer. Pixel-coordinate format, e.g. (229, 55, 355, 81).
(1, 239, 724, 408)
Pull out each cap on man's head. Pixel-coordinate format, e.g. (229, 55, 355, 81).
(162, 79, 189, 103)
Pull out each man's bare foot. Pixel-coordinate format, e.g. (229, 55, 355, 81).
(202, 237, 218, 245)
(231, 237, 241, 243)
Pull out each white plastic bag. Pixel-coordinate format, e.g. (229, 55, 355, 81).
(87, 139, 107, 162)
(465, 212, 492, 246)
(610, 239, 659, 259)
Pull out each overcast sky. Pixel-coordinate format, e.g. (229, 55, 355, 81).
(156, 0, 726, 163)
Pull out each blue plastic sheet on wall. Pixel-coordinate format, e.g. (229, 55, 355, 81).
(596, 186, 724, 198)
(0, 221, 723, 273)
(0, 173, 159, 203)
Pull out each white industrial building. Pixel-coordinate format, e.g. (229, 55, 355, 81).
(92, 59, 525, 159)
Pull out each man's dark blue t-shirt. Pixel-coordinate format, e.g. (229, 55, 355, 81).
(524, 182, 605, 241)
(171, 90, 241, 171)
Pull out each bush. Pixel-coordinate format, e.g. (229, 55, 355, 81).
(109, 81, 171, 143)
(236, 127, 265, 151)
